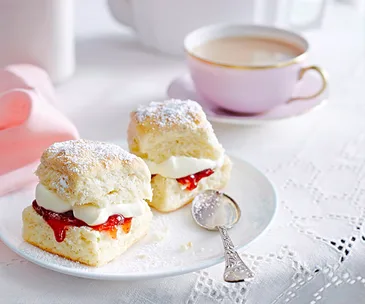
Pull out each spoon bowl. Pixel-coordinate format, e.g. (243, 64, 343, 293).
(191, 190, 241, 230)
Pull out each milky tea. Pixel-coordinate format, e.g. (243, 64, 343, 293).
(192, 36, 304, 66)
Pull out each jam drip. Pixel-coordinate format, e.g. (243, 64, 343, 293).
(32, 200, 132, 242)
(176, 168, 214, 190)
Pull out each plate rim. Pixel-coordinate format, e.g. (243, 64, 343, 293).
(0, 155, 278, 281)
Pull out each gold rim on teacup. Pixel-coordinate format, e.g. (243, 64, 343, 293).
(185, 46, 308, 70)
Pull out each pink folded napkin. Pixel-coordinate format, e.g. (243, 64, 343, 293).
(0, 65, 79, 196)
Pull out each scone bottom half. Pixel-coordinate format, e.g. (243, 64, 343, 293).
(128, 99, 232, 212)
(22, 139, 153, 267)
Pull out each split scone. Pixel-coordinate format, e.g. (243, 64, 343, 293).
(22, 139, 153, 267)
(128, 99, 232, 212)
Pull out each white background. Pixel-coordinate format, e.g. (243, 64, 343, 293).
(1, 0, 365, 303)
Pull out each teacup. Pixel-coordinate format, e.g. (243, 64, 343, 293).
(184, 24, 327, 114)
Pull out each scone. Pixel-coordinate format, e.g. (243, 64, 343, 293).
(128, 99, 232, 212)
(22, 139, 153, 267)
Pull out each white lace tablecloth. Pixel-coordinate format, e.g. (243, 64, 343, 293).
(1, 1, 365, 303)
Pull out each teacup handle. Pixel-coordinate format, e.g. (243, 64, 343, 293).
(288, 66, 328, 102)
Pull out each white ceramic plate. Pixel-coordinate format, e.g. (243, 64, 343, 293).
(0, 154, 277, 281)
(167, 73, 328, 125)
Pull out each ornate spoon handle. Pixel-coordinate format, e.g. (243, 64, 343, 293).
(218, 226, 254, 283)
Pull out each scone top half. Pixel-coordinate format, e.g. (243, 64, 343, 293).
(128, 99, 226, 180)
(35, 139, 152, 226)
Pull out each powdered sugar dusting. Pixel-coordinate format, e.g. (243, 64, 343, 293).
(57, 176, 69, 194)
(135, 99, 205, 128)
(46, 139, 136, 173)
(59, 176, 68, 188)
(20, 244, 90, 270)
(193, 190, 221, 221)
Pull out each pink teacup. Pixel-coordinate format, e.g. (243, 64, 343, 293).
(184, 24, 327, 114)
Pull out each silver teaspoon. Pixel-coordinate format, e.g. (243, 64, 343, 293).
(191, 190, 254, 283)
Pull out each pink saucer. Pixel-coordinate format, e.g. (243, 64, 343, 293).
(167, 73, 328, 125)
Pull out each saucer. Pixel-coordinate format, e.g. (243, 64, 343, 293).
(167, 73, 329, 125)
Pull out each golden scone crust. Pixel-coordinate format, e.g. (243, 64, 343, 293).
(36, 139, 152, 207)
(128, 99, 224, 163)
(22, 205, 153, 267)
(149, 155, 232, 212)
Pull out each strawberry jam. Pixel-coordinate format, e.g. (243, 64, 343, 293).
(176, 168, 214, 191)
(32, 200, 132, 242)
(91, 215, 132, 238)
